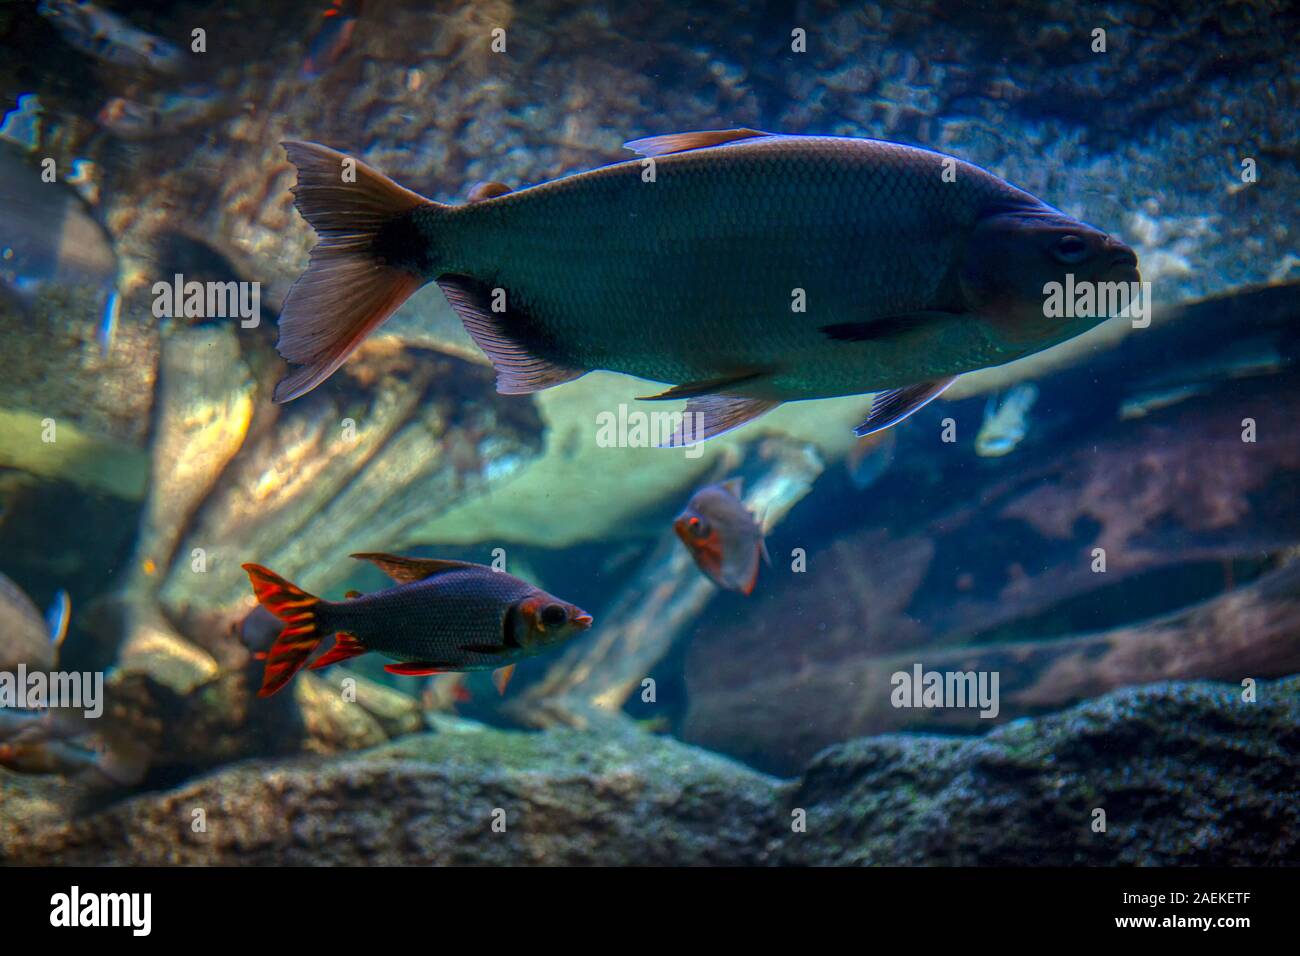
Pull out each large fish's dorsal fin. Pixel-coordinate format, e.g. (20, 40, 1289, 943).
(623, 128, 772, 158)
(350, 552, 481, 584)
(466, 181, 512, 202)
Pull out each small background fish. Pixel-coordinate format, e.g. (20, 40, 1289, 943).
(243, 552, 593, 696)
(674, 479, 771, 595)
(976, 383, 1039, 457)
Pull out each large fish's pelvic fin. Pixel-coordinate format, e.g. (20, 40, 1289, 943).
(350, 552, 481, 585)
(273, 141, 435, 403)
(624, 128, 772, 158)
(435, 276, 587, 394)
(658, 394, 781, 447)
(854, 377, 956, 437)
(241, 563, 327, 697)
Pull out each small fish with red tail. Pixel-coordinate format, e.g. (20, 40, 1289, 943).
(674, 479, 770, 595)
(241, 553, 593, 697)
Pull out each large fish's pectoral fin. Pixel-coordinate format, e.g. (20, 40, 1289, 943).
(308, 633, 367, 669)
(854, 377, 956, 437)
(658, 394, 781, 447)
(623, 128, 772, 157)
(350, 552, 480, 584)
(385, 662, 451, 676)
(436, 276, 588, 394)
(820, 310, 960, 343)
(638, 370, 771, 401)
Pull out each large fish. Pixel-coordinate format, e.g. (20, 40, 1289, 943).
(272, 130, 1139, 442)
(242, 553, 593, 697)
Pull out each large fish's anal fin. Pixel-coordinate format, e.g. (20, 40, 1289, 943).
(624, 129, 772, 158)
(854, 377, 956, 437)
(308, 633, 367, 670)
(350, 552, 480, 584)
(385, 662, 452, 676)
(658, 394, 781, 447)
(435, 276, 587, 394)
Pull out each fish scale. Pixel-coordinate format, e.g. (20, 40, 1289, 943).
(421, 135, 1030, 394)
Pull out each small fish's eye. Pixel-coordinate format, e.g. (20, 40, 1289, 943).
(540, 603, 567, 628)
(1053, 234, 1089, 264)
(687, 515, 709, 539)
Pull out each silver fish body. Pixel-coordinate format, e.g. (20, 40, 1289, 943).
(275, 131, 1140, 442)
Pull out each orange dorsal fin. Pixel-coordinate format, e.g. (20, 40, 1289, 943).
(623, 128, 771, 158)
(349, 552, 481, 584)
(466, 181, 512, 202)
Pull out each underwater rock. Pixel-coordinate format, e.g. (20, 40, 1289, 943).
(319, 668, 423, 739)
(0, 715, 781, 865)
(3, 678, 1295, 865)
(780, 678, 1300, 866)
(292, 673, 387, 755)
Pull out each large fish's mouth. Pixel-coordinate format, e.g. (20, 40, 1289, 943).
(573, 612, 594, 629)
(1104, 240, 1141, 283)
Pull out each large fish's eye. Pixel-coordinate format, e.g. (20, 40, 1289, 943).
(540, 603, 568, 628)
(1053, 234, 1090, 264)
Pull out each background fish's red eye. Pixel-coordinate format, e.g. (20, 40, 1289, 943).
(689, 516, 710, 539)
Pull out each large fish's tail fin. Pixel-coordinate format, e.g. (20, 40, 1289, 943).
(241, 563, 328, 697)
(273, 141, 439, 403)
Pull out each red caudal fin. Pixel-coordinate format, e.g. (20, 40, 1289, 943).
(241, 563, 327, 697)
(272, 142, 439, 403)
(308, 633, 367, 670)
